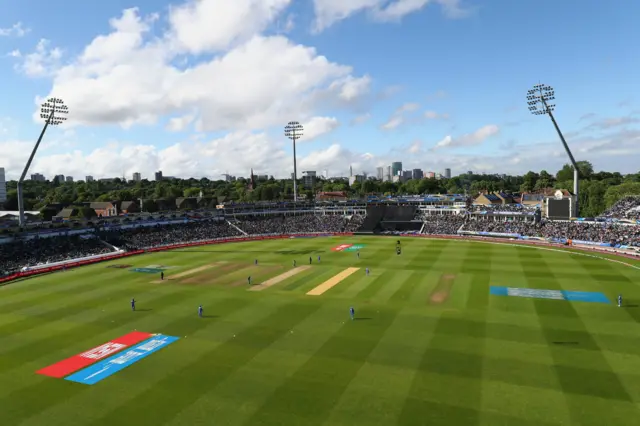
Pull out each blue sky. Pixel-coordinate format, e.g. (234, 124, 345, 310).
(0, 0, 638, 180)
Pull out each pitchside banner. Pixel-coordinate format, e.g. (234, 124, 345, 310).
(65, 334, 179, 385)
(37, 331, 153, 378)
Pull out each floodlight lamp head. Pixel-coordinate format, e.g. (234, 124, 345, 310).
(284, 121, 304, 140)
(40, 97, 69, 125)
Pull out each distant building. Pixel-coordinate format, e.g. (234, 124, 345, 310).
(425, 172, 435, 179)
(376, 167, 384, 180)
(90, 201, 118, 217)
(65, 176, 73, 183)
(316, 191, 348, 201)
(349, 175, 365, 186)
(467, 170, 473, 175)
(323, 170, 328, 179)
(349, 165, 353, 177)
(444, 168, 451, 179)
(223, 174, 236, 182)
(385, 166, 392, 182)
(256, 174, 268, 180)
(85, 176, 94, 182)
(53, 174, 65, 184)
(302, 171, 317, 189)
(0, 168, 6, 202)
(155, 171, 163, 181)
(133, 172, 141, 182)
(402, 170, 413, 180)
(412, 169, 423, 180)
(391, 162, 402, 177)
(31, 173, 46, 182)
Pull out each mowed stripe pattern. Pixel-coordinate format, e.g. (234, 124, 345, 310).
(1, 237, 640, 425)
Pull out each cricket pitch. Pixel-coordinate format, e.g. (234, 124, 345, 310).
(306, 267, 360, 296)
(248, 265, 311, 291)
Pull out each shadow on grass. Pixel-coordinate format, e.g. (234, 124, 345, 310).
(354, 317, 372, 321)
(552, 341, 579, 345)
(200, 315, 218, 319)
(136, 308, 153, 312)
(624, 305, 639, 308)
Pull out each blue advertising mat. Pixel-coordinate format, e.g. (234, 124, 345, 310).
(490, 286, 610, 304)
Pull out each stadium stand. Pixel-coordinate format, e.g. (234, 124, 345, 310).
(3, 208, 640, 275)
(602, 196, 640, 220)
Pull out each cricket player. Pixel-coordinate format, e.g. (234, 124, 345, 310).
(357, 251, 360, 259)
(618, 294, 622, 307)
(131, 298, 136, 311)
(309, 256, 312, 264)
(293, 260, 296, 267)
(317, 255, 321, 263)
(255, 259, 258, 265)
(198, 305, 203, 317)
(350, 306, 355, 320)
(248, 276, 252, 285)
(366, 267, 369, 276)
(160, 271, 164, 280)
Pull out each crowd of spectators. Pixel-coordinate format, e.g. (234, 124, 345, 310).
(601, 196, 640, 220)
(0, 235, 112, 275)
(101, 221, 242, 250)
(460, 218, 640, 246)
(344, 215, 365, 232)
(5, 210, 640, 274)
(420, 214, 467, 235)
(232, 214, 350, 235)
(469, 204, 539, 213)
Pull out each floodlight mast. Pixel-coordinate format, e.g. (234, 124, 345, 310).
(284, 121, 304, 202)
(17, 98, 69, 227)
(527, 84, 579, 216)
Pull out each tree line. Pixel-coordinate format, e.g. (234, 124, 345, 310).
(2, 160, 639, 218)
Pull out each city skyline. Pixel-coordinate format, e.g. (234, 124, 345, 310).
(0, 1, 638, 181)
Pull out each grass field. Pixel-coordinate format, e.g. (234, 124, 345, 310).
(2, 236, 640, 425)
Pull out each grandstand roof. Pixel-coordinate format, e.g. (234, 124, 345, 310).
(0, 211, 40, 218)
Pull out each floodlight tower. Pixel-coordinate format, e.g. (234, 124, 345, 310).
(526, 84, 579, 215)
(17, 98, 69, 227)
(284, 121, 304, 202)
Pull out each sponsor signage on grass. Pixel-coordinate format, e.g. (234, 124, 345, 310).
(331, 244, 353, 252)
(65, 334, 179, 385)
(131, 267, 164, 274)
(106, 264, 132, 269)
(490, 286, 610, 304)
(36, 331, 153, 378)
(343, 244, 365, 252)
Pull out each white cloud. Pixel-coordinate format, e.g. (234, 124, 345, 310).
(351, 113, 371, 125)
(27, 7, 368, 133)
(13, 39, 63, 77)
(433, 124, 499, 149)
(166, 114, 195, 132)
(380, 102, 421, 130)
(0, 22, 29, 37)
(424, 110, 449, 120)
(312, 0, 472, 31)
(167, 0, 292, 54)
(301, 116, 340, 141)
(381, 116, 404, 130)
(408, 140, 421, 153)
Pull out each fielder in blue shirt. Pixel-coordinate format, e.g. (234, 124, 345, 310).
(198, 305, 203, 317)
(618, 294, 622, 307)
(366, 267, 369, 276)
(350, 306, 355, 320)
(131, 298, 136, 311)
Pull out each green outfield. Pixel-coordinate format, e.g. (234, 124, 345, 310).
(2, 236, 640, 426)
